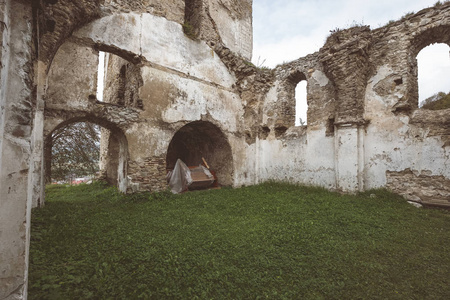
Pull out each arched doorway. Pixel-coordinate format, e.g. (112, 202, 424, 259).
(45, 116, 129, 193)
(166, 121, 234, 186)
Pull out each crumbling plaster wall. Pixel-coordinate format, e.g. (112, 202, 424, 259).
(256, 3, 450, 204)
(207, 0, 253, 59)
(362, 4, 450, 205)
(2, 1, 450, 298)
(43, 39, 141, 194)
(36, 1, 450, 206)
(38, 0, 252, 65)
(45, 41, 98, 111)
(102, 53, 143, 108)
(43, 3, 253, 192)
(0, 1, 35, 299)
(36, 0, 253, 196)
(254, 54, 338, 189)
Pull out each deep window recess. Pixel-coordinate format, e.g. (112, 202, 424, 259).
(295, 80, 308, 126)
(96, 51, 105, 102)
(184, 0, 202, 38)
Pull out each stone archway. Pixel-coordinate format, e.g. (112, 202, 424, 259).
(166, 121, 234, 186)
(44, 116, 129, 193)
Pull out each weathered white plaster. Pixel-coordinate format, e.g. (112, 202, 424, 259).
(235, 139, 258, 186)
(208, 0, 253, 60)
(335, 126, 360, 192)
(74, 13, 237, 89)
(303, 129, 336, 188)
(2, 2, 450, 297)
(262, 85, 278, 124)
(0, 1, 34, 299)
(140, 66, 241, 132)
(311, 70, 329, 87)
(257, 127, 336, 189)
(46, 42, 98, 111)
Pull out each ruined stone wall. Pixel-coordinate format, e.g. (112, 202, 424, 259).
(44, 39, 141, 193)
(254, 54, 337, 188)
(362, 3, 450, 204)
(38, 0, 252, 64)
(99, 53, 143, 187)
(370, 6, 450, 113)
(123, 59, 243, 190)
(251, 2, 450, 201)
(44, 40, 142, 135)
(98, 127, 109, 174)
(386, 169, 450, 207)
(0, 1, 35, 299)
(273, 54, 337, 130)
(102, 0, 184, 23)
(2, 1, 450, 297)
(103, 53, 143, 108)
(103, 53, 124, 105)
(319, 26, 372, 125)
(213, 44, 273, 145)
(42, 1, 251, 193)
(45, 41, 98, 111)
(128, 156, 167, 192)
(207, 0, 253, 59)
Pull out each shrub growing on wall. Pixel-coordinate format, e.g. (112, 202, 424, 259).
(420, 91, 450, 110)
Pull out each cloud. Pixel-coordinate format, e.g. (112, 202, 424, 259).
(252, 0, 441, 67)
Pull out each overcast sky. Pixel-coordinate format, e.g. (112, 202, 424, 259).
(252, 0, 450, 123)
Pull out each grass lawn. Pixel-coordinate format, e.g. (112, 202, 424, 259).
(29, 182, 450, 299)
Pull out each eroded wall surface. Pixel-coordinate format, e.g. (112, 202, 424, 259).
(259, 3, 450, 204)
(0, 1, 35, 299)
(39, 0, 450, 204)
(1, 0, 450, 298)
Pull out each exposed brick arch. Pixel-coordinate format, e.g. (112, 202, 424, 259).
(410, 25, 450, 58)
(406, 25, 450, 109)
(38, 0, 103, 65)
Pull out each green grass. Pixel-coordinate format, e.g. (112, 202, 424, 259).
(29, 182, 450, 299)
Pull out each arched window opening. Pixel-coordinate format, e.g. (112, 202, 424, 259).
(166, 121, 234, 189)
(286, 71, 307, 127)
(295, 81, 308, 126)
(417, 43, 450, 110)
(45, 119, 128, 192)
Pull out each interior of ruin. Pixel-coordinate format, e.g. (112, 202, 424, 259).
(0, 0, 449, 298)
(166, 121, 234, 187)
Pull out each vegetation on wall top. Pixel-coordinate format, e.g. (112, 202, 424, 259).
(420, 91, 450, 110)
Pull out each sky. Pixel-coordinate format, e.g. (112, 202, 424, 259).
(96, 51, 105, 101)
(251, 0, 450, 124)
